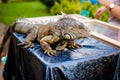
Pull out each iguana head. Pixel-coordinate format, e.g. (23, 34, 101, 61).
(55, 17, 90, 40)
(64, 22, 90, 40)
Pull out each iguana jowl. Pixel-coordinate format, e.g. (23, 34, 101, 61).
(0, 16, 90, 56)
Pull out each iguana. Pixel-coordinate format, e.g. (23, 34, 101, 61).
(0, 15, 90, 57)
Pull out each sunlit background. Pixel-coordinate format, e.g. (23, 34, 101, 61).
(0, 0, 108, 25)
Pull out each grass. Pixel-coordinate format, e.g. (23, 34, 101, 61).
(0, 1, 51, 25)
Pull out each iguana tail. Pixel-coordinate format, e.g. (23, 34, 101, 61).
(0, 22, 16, 58)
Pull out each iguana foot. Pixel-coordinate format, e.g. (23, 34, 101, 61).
(22, 43, 34, 48)
(68, 42, 82, 49)
(44, 49, 56, 56)
(56, 41, 68, 50)
(17, 40, 34, 48)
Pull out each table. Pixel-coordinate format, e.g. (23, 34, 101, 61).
(3, 32, 120, 80)
(114, 54, 120, 80)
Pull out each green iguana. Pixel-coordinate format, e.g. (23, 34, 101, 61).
(0, 15, 90, 56)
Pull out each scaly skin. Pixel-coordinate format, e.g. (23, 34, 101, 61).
(0, 16, 90, 57)
(36, 17, 90, 56)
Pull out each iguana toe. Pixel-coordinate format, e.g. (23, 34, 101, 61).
(22, 43, 34, 48)
(44, 49, 56, 56)
(17, 42, 26, 46)
(18, 42, 34, 48)
(69, 43, 82, 49)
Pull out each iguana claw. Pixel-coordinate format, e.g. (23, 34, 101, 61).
(68, 43, 82, 49)
(44, 49, 56, 56)
(17, 42, 34, 48)
(22, 43, 34, 48)
(17, 42, 25, 46)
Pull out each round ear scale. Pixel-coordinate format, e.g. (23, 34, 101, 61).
(64, 33, 71, 40)
(64, 32, 76, 40)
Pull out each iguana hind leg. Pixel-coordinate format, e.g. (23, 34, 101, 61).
(39, 35, 60, 56)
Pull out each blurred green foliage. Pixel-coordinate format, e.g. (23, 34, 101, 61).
(10, 0, 39, 2)
(1, 0, 39, 3)
(50, 0, 82, 15)
(50, 1, 108, 22)
(81, 1, 109, 21)
(0, 0, 109, 26)
(0, 1, 51, 25)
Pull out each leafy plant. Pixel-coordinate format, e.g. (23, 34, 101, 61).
(50, 0, 82, 15)
(81, 1, 108, 21)
(50, 1, 108, 22)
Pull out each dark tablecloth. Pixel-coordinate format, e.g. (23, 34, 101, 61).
(3, 32, 120, 80)
(114, 54, 120, 80)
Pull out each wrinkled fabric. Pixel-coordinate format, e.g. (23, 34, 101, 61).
(114, 54, 120, 80)
(3, 32, 120, 80)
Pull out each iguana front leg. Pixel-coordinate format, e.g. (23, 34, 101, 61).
(68, 41, 82, 49)
(18, 28, 38, 48)
(39, 35, 60, 56)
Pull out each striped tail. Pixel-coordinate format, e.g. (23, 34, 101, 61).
(0, 22, 16, 58)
